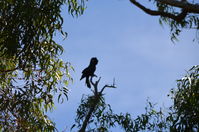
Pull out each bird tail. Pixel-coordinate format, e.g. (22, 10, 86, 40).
(80, 75, 84, 80)
(86, 76, 91, 88)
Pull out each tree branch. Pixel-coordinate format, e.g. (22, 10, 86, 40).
(157, 0, 199, 13)
(129, 0, 189, 22)
(79, 77, 116, 132)
(90, 77, 101, 95)
(79, 77, 102, 132)
(78, 96, 100, 132)
(129, 0, 199, 22)
(100, 84, 116, 94)
(0, 67, 18, 73)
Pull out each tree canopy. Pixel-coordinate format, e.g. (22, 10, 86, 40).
(0, 0, 87, 131)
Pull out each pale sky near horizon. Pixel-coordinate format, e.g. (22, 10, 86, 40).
(49, 0, 199, 131)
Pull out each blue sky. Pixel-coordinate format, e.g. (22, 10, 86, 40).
(49, 0, 199, 131)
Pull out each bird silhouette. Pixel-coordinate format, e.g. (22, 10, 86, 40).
(80, 57, 98, 88)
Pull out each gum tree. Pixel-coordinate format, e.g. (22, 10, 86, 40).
(0, 0, 87, 131)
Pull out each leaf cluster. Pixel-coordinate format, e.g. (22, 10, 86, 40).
(73, 65, 199, 131)
(154, 0, 199, 41)
(168, 65, 199, 131)
(0, 0, 87, 131)
(72, 78, 166, 132)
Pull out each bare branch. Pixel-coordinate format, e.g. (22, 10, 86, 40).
(100, 78, 116, 94)
(90, 77, 101, 95)
(90, 76, 100, 86)
(90, 76, 95, 86)
(100, 84, 116, 94)
(96, 77, 101, 85)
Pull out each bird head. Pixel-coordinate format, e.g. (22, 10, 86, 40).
(90, 57, 98, 65)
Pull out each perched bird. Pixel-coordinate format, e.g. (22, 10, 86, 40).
(80, 57, 98, 88)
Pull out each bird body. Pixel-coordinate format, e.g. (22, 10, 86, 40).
(80, 57, 98, 88)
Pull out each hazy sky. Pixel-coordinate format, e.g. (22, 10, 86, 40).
(49, 0, 199, 131)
